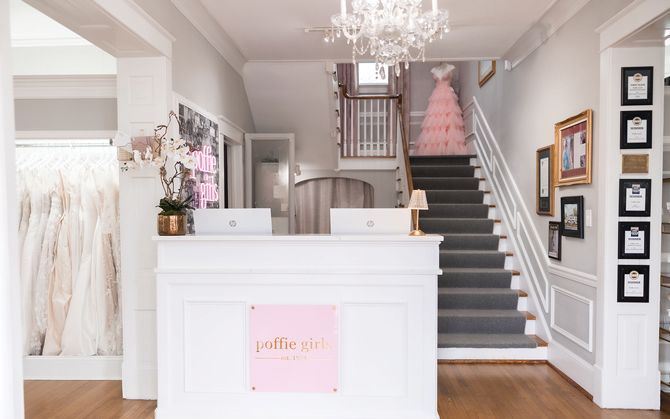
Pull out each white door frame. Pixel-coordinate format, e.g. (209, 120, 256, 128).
(245, 133, 296, 234)
(0, 0, 25, 416)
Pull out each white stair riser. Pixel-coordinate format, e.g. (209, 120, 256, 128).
(525, 319, 535, 335)
(511, 276, 520, 289)
(517, 296, 527, 311)
(504, 255, 515, 270)
(498, 237, 508, 252)
(438, 347, 547, 360)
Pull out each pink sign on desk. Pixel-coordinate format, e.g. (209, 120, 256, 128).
(250, 304, 338, 393)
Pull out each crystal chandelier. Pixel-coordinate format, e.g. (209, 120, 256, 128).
(329, 0, 450, 76)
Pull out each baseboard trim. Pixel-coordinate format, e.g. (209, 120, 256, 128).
(548, 361, 593, 401)
(23, 355, 122, 380)
(439, 359, 547, 364)
(438, 347, 548, 361)
(548, 339, 595, 397)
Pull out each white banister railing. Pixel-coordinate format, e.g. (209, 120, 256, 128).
(339, 91, 398, 158)
(463, 97, 551, 314)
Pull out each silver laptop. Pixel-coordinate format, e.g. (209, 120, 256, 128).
(194, 209, 272, 235)
(330, 208, 411, 235)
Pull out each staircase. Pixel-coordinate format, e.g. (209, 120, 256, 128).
(410, 155, 547, 359)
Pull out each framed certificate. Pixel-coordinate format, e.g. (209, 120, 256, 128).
(536, 145, 554, 216)
(621, 67, 653, 106)
(617, 221, 650, 259)
(548, 221, 561, 261)
(617, 265, 649, 303)
(620, 111, 652, 149)
(618, 179, 651, 217)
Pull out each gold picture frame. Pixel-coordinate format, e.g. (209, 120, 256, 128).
(554, 109, 593, 187)
(536, 145, 554, 216)
(478, 60, 496, 87)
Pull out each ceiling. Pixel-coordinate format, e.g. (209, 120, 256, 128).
(199, 0, 555, 61)
(9, 0, 89, 46)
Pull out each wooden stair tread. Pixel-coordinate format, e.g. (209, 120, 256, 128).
(525, 312, 536, 321)
(505, 251, 514, 257)
(517, 290, 528, 298)
(530, 335, 548, 347)
(512, 270, 521, 276)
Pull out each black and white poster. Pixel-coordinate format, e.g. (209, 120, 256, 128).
(178, 102, 220, 233)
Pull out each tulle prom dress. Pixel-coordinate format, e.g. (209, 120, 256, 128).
(412, 63, 467, 155)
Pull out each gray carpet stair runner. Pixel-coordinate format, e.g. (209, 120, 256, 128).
(410, 155, 540, 349)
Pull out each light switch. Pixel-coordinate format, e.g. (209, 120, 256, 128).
(585, 209, 592, 227)
(666, 202, 670, 212)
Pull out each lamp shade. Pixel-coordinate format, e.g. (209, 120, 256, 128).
(408, 189, 428, 210)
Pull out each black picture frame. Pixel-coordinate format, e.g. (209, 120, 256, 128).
(617, 221, 650, 259)
(621, 67, 654, 106)
(620, 111, 652, 149)
(617, 265, 649, 303)
(548, 222, 561, 261)
(560, 196, 584, 239)
(536, 145, 554, 216)
(618, 179, 651, 217)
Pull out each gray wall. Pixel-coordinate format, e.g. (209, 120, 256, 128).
(134, 0, 255, 133)
(14, 98, 117, 131)
(457, 0, 632, 365)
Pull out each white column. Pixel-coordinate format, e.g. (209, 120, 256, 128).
(117, 57, 172, 399)
(0, 0, 25, 416)
(594, 46, 664, 409)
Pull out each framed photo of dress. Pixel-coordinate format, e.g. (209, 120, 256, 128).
(621, 67, 653, 106)
(560, 196, 584, 239)
(548, 221, 561, 260)
(617, 221, 650, 259)
(536, 145, 554, 216)
(618, 179, 651, 217)
(478, 60, 496, 87)
(617, 265, 649, 303)
(620, 111, 652, 149)
(554, 110, 593, 187)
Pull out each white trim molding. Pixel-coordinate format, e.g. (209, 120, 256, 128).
(549, 339, 595, 395)
(548, 263, 598, 288)
(503, 0, 591, 70)
(597, 0, 670, 50)
(15, 130, 117, 140)
(13, 75, 117, 99)
(171, 0, 247, 76)
(23, 356, 122, 380)
(550, 286, 594, 352)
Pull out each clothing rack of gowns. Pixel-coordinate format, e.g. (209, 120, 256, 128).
(16, 144, 122, 356)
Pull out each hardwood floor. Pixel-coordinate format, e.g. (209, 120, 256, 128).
(24, 364, 670, 418)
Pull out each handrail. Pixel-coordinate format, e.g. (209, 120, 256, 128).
(338, 83, 401, 101)
(397, 102, 413, 194)
(337, 83, 413, 194)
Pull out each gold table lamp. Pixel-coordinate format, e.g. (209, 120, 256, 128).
(408, 189, 429, 236)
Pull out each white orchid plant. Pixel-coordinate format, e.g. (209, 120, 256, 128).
(121, 111, 197, 216)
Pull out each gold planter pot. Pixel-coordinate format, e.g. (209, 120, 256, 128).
(157, 213, 187, 236)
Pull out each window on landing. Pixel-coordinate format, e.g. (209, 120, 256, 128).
(357, 63, 389, 94)
(357, 62, 388, 86)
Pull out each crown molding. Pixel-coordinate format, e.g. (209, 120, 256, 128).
(503, 0, 591, 70)
(596, 0, 670, 51)
(13, 75, 117, 99)
(170, 0, 246, 76)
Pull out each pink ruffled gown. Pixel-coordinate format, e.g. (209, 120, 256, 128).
(413, 65, 467, 155)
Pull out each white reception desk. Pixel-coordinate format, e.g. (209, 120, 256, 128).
(155, 234, 442, 419)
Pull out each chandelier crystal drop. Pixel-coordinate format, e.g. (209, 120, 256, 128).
(330, 0, 450, 76)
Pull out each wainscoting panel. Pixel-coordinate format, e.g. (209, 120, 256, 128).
(340, 302, 409, 398)
(551, 286, 593, 352)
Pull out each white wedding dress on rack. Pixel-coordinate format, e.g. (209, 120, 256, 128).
(17, 147, 122, 357)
